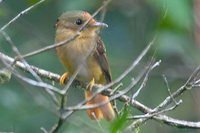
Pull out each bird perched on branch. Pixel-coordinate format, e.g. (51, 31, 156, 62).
(55, 10, 115, 121)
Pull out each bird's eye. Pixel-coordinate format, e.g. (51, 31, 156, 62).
(75, 19, 83, 25)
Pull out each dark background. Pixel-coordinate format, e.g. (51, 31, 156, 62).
(0, 0, 199, 133)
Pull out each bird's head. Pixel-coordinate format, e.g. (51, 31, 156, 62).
(55, 10, 107, 40)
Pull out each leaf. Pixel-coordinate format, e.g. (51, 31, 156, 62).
(110, 105, 130, 133)
(149, 0, 192, 30)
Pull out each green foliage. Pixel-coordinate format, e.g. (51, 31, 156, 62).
(26, 0, 41, 5)
(110, 105, 130, 133)
(134, 127, 141, 133)
(149, 0, 192, 30)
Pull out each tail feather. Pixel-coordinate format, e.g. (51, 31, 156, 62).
(85, 90, 115, 121)
(85, 98, 103, 120)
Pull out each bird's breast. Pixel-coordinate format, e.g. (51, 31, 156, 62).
(56, 37, 98, 82)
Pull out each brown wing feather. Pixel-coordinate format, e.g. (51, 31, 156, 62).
(94, 38, 112, 83)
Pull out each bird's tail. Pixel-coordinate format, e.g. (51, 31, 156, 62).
(85, 90, 115, 121)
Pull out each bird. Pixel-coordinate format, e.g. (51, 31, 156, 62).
(55, 10, 115, 121)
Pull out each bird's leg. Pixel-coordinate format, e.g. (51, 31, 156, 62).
(59, 72, 69, 85)
(86, 78, 95, 91)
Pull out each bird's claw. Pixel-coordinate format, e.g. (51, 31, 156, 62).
(86, 78, 95, 91)
(59, 72, 69, 85)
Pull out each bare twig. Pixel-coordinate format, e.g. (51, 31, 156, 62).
(127, 99, 182, 131)
(109, 61, 154, 103)
(0, 52, 60, 82)
(41, 127, 48, 133)
(163, 75, 178, 105)
(130, 99, 200, 129)
(132, 59, 161, 100)
(128, 66, 200, 130)
(0, 0, 45, 32)
(0, 55, 61, 94)
(1, 51, 200, 130)
(110, 82, 123, 95)
(1, 31, 59, 105)
(152, 66, 200, 113)
(130, 100, 182, 120)
(50, 108, 64, 133)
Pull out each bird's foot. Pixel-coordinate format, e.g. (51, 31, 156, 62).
(86, 78, 95, 91)
(59, 72, 69, 85)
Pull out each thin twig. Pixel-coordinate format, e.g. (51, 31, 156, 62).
(110, 82, 123, 95)
(0, 52, 60, 82)
(132, 59, 161, 100)
(163, 75, 178, 105)
(126, 100, 182, 131)
(1, 31, 59, 104)
(50, 92, 66, 133)
(1, 51, 200, 129)
(61, 67, 81, 95)
(41, 127, 48, 133)
(0, 56, 61, 94)
(50, 118, 64, 133)
(0, 0, 45, 32)
(129, 66, 200, 129)
(153, 66, 200, 112)
(129, 100, 182, 120)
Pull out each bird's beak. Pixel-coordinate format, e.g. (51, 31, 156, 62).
(91, 22, 108, 28)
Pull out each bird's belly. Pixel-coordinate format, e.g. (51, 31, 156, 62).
(76, 57, 103, 83)
(77, 63, 92, 82)
(57, 42, 94, 82)
(56, 38, 103, 83)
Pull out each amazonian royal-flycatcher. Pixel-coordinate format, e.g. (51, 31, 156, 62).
(55, 10, 115, 121)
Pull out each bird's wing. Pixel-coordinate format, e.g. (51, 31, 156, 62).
(94, 38, 112, 83)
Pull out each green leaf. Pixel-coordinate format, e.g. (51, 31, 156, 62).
(149, 0, 192, 30)
(110, 105, 129, 133)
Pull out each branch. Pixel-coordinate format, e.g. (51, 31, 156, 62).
(126, 66, 200, 130)
(2, 51, 200, 132)
(2, 36, 200, 131)
(152, 66, 200, 113)
(0, 52, 60, 82)
(1, 0, 199, 132)
(1, 40, 200, 131)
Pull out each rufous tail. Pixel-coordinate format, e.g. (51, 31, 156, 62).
(85, 90, 115, 121)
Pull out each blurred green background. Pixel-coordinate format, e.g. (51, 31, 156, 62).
(0, 0, 199, 132)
